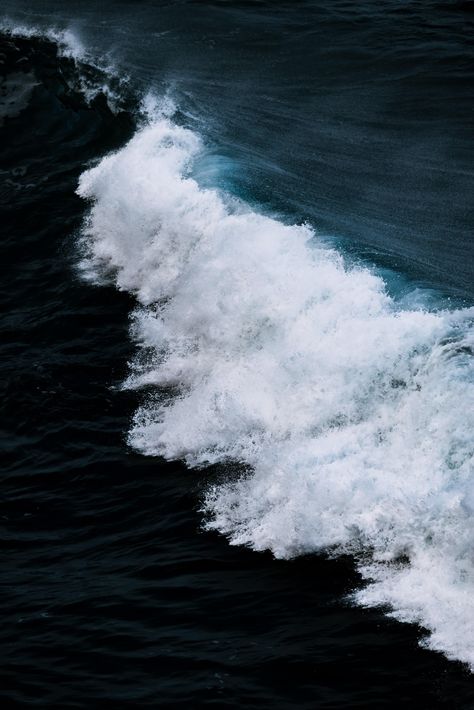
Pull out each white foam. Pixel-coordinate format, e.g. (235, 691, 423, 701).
(77, 115, 474, 669)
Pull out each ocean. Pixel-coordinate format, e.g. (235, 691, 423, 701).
(1, 1, 474, 707)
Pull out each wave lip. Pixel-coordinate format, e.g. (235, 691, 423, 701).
(77, 112, 474, 669)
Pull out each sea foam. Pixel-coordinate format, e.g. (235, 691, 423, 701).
(77, 114, 474, 668)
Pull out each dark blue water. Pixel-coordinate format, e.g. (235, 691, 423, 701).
(1, 2, 474, 707)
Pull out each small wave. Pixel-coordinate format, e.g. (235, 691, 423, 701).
(77, 112, 474, 670)
(0, 19, 129, 110)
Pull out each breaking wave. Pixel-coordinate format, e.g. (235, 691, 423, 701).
(77, 111, 474, 669)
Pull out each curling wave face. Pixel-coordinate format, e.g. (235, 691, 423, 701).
(77, 113, 474, 668)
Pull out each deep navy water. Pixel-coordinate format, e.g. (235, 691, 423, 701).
(1, 2, 474, 708)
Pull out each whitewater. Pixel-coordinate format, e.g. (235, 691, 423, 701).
(72, 103, 474, 670)
(3, 9, 474, 669)
(9, 16, 473, 670)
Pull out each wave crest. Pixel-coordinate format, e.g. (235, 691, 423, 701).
(78, 115, 474, 669)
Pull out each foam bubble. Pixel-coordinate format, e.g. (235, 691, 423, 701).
(77, 116, 474, 669)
